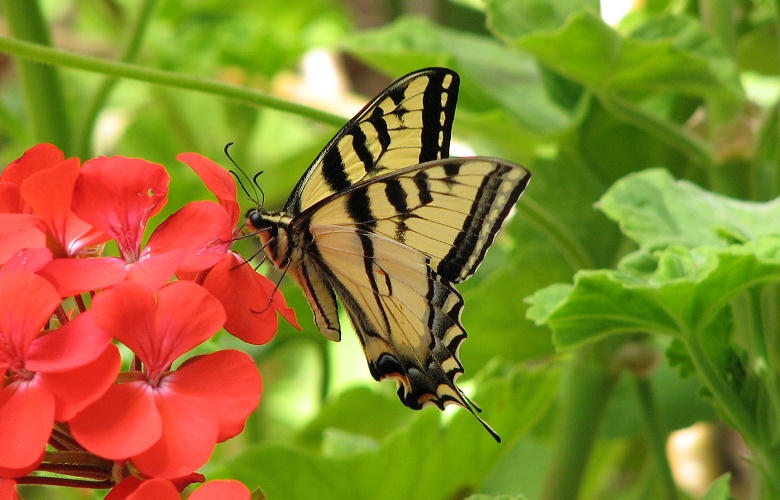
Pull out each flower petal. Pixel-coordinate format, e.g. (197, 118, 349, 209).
(37, 257, 127, 296)
(41, 345, 121, 421)
(177, 153, 240, 226)
(0, 182, 23, 213)
(190, 480, 250, 500)
(0, 478, 18, 498)
(89, 282, 157, 366)
(72, 156, 169, 260)
(202, 253, 299, 344)
(127, 249, 185, 291)
(0, 247, 52, 277)
(126, 479, 180, 499)
(145, 201, 231, 273)
(0, 377, 54, 470)
(0, 453, 42, 480)
(1, 144, 64, 187)
(26, 312, 110, 372)
(171, 350, 261, 441)
(104, 476, 144, 500)
(0, 214, 47, 265)
(131, 386, 217, 479)
(154, 281, 226, 368)
(0, 272, 60, 362)
(69, 380, 162, 459)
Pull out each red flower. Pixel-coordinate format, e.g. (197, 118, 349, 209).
(69, 156, 231, 290)
(69, 281, 261, 479)
(0, 145, 129, 293)
(0, 271, 118, 472)
(177, 153, 298, 343)
(0, 144, 110, 257)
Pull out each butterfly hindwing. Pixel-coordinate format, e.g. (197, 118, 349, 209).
(284, 68, 459, 215)
(301, 226, 493, 429)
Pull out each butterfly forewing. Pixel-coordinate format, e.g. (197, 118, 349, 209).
(300, 158, 531, 283)
(284, 68, 459, 215)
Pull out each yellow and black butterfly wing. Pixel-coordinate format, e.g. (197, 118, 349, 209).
(284, 68, 459, 215)
(291, 158, 530, 441)
(300, 158, 531, 283)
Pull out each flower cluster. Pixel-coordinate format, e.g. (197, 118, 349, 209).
(0, 144, 298, 498)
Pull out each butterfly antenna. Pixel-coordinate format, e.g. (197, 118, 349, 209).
(251, 171, 266, 208)
(224, 142, 262, 206)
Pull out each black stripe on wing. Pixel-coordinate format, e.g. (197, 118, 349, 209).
(438, 163, 531, 282)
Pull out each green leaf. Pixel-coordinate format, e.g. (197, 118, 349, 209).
(597, 168, 780, 250)
(485, 0, 599, 41)
(212, 365, 559, 500)
(702, 473, 733, 500)
(533, 239, 780, 350)
(515, 11, 738, 98)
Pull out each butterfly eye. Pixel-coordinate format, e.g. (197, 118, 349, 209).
(246, 209, 264, 230)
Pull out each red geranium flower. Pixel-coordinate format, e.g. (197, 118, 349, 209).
(0, 145, 127, 292)
(68, 280, 261, 479)
(69, 155, 230, 290)
(177, 153, 298, 343)
(0, 271, 119, 472)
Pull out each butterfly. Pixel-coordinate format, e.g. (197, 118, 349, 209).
(246, 67, 530, 442)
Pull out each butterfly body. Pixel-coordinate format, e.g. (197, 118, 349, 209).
(247, 68, 530, 441)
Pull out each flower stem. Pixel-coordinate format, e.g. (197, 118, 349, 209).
(539, 346, 619, 500)
(745, 287, 780, 427)
(0, 35, 347, 128)
(1, 0, 72, 151)
(633, 376, 679, 499)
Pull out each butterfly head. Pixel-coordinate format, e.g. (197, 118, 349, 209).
(245, 207, 295, 269)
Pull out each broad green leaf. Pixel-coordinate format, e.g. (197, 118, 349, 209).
(485, 0, 599, 41)
(530, 238, 780, 350)
(628, 13, 741, 98)
(597, 169, 780, 250)
(515, 11, 738, 98)
(213, 365, 559, 500)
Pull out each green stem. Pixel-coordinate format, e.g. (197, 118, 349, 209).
(633, 377, 679, 500)
(597, 91, 714, 169)
(697, 0, 744, 196)
(539, 346, 620, 500)
(2, 0, 72, 151)
(0, 35, 347, 128)
(745, 288, 780, 441)
(76, 0, 159, 158)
